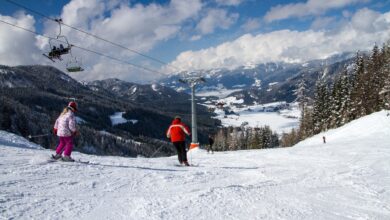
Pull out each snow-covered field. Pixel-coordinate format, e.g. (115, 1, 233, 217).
(109, 112, 138, 126)
(213, 102, 300, 133)
(197, 88, 243, 98)
(1, 111, 390, 219)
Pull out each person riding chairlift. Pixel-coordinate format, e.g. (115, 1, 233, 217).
(59, 44, 64, 52)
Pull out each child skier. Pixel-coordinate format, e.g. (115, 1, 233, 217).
(52, 101, 79, 162)
(166, 116, 191, 166)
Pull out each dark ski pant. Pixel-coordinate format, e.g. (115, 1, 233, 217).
(173, 141, 187, 163)
(208, 144, 214, 153)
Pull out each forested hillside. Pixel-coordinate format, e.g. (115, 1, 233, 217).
(0, 65, 219, 157)
(282, 43, 390, 146)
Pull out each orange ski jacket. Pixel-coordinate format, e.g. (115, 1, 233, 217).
(166, 119, 191, 142)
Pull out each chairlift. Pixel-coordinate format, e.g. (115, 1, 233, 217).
(42, 18, 72, 62)
(66, 56, 84, 72)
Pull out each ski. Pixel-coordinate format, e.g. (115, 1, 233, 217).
(174, 163, 198, 167)
(47, 155, 89, 164)
(75, 159, 90, 164)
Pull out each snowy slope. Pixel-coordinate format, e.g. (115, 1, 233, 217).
(1, 111, 390, 219)
(0, 130, 42, 149)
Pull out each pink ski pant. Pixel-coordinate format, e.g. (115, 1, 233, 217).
(55, 136, 74, 156)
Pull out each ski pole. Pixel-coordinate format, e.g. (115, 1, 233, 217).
(150, 145, 165, 158)
(190, 149, 192, 165)
(28, 133, 51, 139)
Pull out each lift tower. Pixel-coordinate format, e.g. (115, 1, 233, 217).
(179, 74, 206, 149)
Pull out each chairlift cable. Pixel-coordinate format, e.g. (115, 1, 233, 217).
(4, 0, 182, 72)
(0, 19, 164, 75)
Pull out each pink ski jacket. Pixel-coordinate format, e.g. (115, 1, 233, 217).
(54, 111, 77, 137)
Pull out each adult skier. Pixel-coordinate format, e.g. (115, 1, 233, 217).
(166, 116, 191, 166)
(52, 101, 79, 162)
(208, 134, 214, 154)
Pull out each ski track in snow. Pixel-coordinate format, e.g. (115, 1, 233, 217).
(1, 111, 390, 219)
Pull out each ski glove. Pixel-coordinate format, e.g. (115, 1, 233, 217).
(72, 130, 80, 137)
(53, 128, 57, 135)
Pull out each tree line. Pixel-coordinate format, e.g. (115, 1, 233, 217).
(212, 126, 279, 151)
(281, 42, 390, 147)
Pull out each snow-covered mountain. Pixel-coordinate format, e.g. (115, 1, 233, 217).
(1, 110, 389, 219)
(161, 53, 355, 104)
(87, 78, 197, 114)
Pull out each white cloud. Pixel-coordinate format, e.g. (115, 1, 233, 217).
(61, 0, 106, 28)
(0, 0, 205, 82)
(242, 18, 261, 32)
(264, 0, 368, 22)
(342, 10, 352, 18)
(190, 35, 202, 41)
(351, 8, 382, 32)
(196, 9, 238, 34)
(168, 9, 390, 71)
(78, 61, 160, 83)
(0, 12, 46, 66)
(310, 17, 336, 30)
(39, 0, 203, 82)
(215, 0, 243, 6)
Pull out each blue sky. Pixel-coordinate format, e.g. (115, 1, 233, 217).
(0, 0, 390, 82)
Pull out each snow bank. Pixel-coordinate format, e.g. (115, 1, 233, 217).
(0, 130, 42, 149)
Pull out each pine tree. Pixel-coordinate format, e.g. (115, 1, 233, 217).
(312, 79, 330, 134)
(329, 68, 352, 128)
(229, 127, 239, 150)
(381, 77, 390, 110)
(379, 42, 390, 110)
(366, 44, 383, 112)
(349, 53, 366, 120)
(280, 128, 298, 147)
(260, 126, 272, 148)
(298, 107, 313, 140)
(338, 69, 353, 125)
(294, 77, 310, 113)
(214, 129, 226, 151)
(249, 128, 261, 149)
(329, 76, 343, 128)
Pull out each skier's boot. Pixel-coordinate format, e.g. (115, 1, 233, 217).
(62, 156, 75, 162)
(183, 161, 190, 166)
(51, 154, 62, 160)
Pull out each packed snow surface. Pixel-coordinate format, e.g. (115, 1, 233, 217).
(1, 111, 390, 219)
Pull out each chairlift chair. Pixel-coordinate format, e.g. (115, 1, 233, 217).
(42, 18, 72, 62)
(66, 57, 84, 72)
